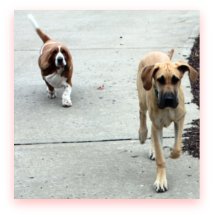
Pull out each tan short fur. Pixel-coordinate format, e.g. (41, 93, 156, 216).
(136, 50, 198, 192)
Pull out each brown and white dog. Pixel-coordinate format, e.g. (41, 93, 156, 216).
(137, 49, 198, 192)
(28, 14, 73, 107)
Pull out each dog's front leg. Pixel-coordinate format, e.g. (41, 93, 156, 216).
(62, 82, 72, 107)
(149, 129, 162, 160)
(139, 109, 148, 144)
(152, 125, 168, 192)
(170, 116, 185, 159)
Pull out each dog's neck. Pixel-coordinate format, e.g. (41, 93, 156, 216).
(56, 66, 66, 76)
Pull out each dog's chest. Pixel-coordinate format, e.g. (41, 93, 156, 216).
(44, 69, 66, 88)
(158, 110, 176, 127)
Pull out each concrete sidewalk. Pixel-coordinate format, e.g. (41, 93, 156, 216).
(15, 140, 199, 199)
(14, 11, 199, 198)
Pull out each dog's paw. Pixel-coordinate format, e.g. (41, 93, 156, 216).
(170, 148, 181, 159)
(149, 150, 156, 160)
(47, 90, 57, 99)
(138, 128, 148, 144)
(62, 98, 72, 107)
(154, 177, 168, 193)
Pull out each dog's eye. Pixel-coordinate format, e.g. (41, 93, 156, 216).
(157, 76, 165, 85)
(53, 50, 58, 55)
(61, 49, 66, 55)
(171, 75, 180, 84)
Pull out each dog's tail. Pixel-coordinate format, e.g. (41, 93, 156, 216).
(28, 14, 51, 43)
(167, 49, 174, 60)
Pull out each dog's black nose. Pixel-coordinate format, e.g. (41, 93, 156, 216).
(57, 57, 63, 63)
(158, 92, 178, 109)
(164, 92, 175, 99)
(164, 93, 178, 108)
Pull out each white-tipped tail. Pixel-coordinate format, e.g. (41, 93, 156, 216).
(28, 14, 39, 29)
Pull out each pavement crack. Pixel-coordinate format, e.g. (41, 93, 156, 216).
(14, 136, 175, 146)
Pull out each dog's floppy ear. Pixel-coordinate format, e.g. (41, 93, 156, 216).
(63, 47, 72, 68)
(141, 65, 159, 90)
(39, 49, 54, 70)
(176, 61, 198, 82)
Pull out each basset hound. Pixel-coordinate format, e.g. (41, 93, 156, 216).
(28, 14, 73, 107)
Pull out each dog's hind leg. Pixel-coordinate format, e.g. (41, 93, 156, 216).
(138, 105, 148, 144)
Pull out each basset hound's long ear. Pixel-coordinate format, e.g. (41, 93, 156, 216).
(39, 50, 53, 70)
(175, 61, 198, 82)
(141, 65, 159, 90)
(64, 47, 72, 69)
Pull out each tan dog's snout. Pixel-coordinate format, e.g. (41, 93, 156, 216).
(157, 91, 178, 109)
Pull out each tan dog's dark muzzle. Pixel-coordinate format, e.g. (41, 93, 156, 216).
(158, 92, 178, 109)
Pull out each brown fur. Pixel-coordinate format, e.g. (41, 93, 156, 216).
(34, 27, 73, 107)
(136, 50, 198, 192)
(38, 39, 73, 87)
(28, 14, 74, 107)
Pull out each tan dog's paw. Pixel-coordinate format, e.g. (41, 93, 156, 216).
(138, 128, 148, 144)
(170, 148, 181, 159)
(149, 149, 156, 160)
(154, 177, 168, 193)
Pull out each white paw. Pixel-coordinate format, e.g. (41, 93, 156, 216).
(62, 98, 72, 107)
(47, 90, 56, 99)
(154, 177, 168, 193)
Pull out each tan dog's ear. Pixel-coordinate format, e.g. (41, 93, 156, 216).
(141, 65, 159, 90)
(176, 61, 198, 82)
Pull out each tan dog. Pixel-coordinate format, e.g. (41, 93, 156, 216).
(137, 49, 198, 192)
